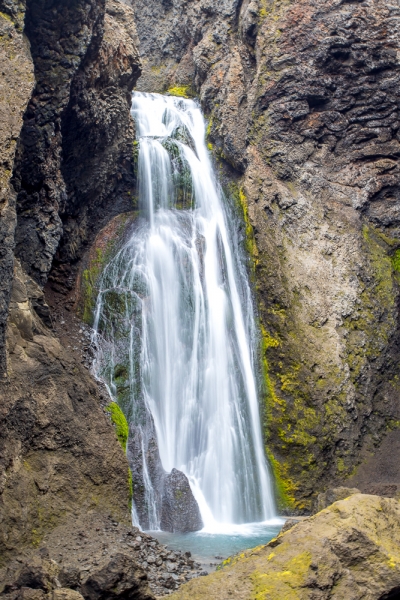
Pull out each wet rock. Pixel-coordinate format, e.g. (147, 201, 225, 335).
(160, 469, 204, 534)
(129, 422, 203, 533)
(128, 421, 165, 530)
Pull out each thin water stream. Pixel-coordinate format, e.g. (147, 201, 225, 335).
(92, 93, 280, 558)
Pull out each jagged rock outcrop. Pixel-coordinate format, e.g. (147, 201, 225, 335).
(131, 0, 400, 510)
(0, 0, 141, 375)
(12, 0, 104, 288)
(13, 0, 140, 289)
(0, 511, 205, 598)
(168, 494, 400, 600)
(316, 486, 361, 513)
(0, 539, 154, 600)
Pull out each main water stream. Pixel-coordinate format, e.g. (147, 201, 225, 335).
(93, 92, 282, 564)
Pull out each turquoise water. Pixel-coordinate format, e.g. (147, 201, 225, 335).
(152, 520, 284, 572)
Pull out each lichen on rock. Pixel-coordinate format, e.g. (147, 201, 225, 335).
(168, 494, 400, 600)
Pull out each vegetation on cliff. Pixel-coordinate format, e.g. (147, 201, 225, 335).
(106, 402, 129, 452)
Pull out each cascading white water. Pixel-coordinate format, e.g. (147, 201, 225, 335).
(93, 92, 276, 530)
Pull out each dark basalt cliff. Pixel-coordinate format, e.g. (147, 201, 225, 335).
(0, 0, 140, 375)
(131, 0, 400, 510)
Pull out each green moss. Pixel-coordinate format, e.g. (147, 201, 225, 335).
(132, 140, 140, 176)
(260, 312, 320, 511)
(267, 449, 296, 510)
(229, 185, 306, 509)
(240, 188, 258, 268)
(344, 225, 397, 366)
(148, 62, 164, 73)
(167, 86, 195, 98)
(81, 214, 137, 325)
(0, 11, 12, 22)
(206, 115, 213, 138)
(392, 249, 400, 273)
(228, 183, 259, 275)
(106, 402, 129, 452)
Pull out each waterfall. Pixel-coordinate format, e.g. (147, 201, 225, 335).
(93, 92, 276, 530)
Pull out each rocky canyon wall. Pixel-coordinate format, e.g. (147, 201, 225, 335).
(0, 0, 142, 563)
(130, 0, 400, 510)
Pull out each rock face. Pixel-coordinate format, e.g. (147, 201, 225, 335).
(0, 0, 142, 571)
(128, 421, 167, 530)
(0, 262, 132, 563)
(160, 469, 204, 534)
(0, 2, 34, 377)
(130, 0, 400, 510)
(13, 0, 141, 288)
(168, 494, 400, 600)
(1, 552, 153, 600)
(316, 486, 361, 513)
(0, 0, 141, 376)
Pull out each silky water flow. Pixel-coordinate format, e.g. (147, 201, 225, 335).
(92, 92, 277, 533)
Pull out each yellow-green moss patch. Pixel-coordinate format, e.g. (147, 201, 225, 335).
(167, 86, 194, 98)
(252, 551, 312, 599)
(106, 402, 129, 452)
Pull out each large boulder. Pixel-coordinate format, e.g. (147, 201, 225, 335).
(160, 469, 204, 534)
(128, 421, 203, 533)
(169, 494, 400, 600)
(81, 555, 151, 600)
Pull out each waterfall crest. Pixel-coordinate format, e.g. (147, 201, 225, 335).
(93, 92, 276, 530)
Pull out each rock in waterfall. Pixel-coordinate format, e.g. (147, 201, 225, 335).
(161, 469, 203, 533)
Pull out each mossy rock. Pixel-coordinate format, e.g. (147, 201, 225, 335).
(169, 494, 400, 600)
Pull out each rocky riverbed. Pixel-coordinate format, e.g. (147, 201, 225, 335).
(0, 513, 210, 599)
